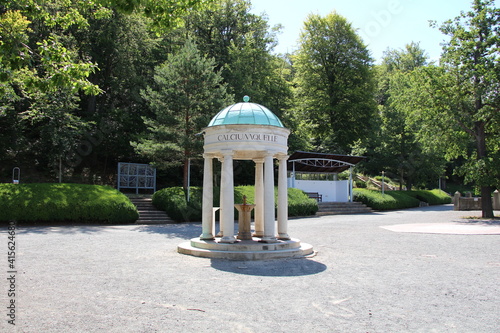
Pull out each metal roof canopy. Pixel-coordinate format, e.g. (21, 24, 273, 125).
(288, 151, 365, 174)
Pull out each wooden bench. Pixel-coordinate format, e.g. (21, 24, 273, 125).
(305, 192, 322, 202)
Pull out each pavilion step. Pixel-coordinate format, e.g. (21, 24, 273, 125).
(316, 202, 372, 216)
(129, 197, 175, 224)
(178, 238, 315, 260)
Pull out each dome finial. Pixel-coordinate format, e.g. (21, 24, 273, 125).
(243, 95, 250, 102)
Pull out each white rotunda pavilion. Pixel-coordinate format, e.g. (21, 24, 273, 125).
(178, 96, 313, 260)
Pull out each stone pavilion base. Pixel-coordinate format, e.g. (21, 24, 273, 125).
(178, 237, 314, 260)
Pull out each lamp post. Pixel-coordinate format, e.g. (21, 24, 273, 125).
(187, 157, 191, 202)
(381, 171, 385, 196)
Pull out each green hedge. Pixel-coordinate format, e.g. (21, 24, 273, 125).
(153, 187, 203, 222)
(353, 188, 451, 210)
(405, 189, 452, 205)
(152, 186, 318, 222)
(287, 187, 319, 216)
(0, 183, 138, 224)
(353, 189, 420, 210)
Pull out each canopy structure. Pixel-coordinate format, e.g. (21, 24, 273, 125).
(288, 151, 365, 174)
(287, 151, 365, 203)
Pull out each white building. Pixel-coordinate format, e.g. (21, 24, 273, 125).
(288, 151, 365, 203)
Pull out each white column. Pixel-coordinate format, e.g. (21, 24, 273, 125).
(218, 160, 224, 237)
(200, 154, 214, 240)
(349, 166, 353, 202)
(254, 159, 264, 237)
(220, 150, 236, 243)
(262, 153, 276, 242)
(277, 154, 290, 240)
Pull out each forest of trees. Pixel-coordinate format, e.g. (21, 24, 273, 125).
(1, 0, 499, 216)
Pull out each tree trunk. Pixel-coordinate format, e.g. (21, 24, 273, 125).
(405, 171, 412, 191)
(475, 122, 494, 218)
(481, 186, 494, 218)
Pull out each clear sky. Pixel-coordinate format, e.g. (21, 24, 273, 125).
(250, 0, 499, 64)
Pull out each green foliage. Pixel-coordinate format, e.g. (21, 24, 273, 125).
(233, 185, 255, 205)
(354, 179, 367, 188)
(99, 0, 216, 31)
(446, 183, 475, 195)
(353, 189, 420, 210)
(373, 175, 396, 185)
(152, 186, 318, 222)
(402, 0, 500, 217)
(69, 11, 159, 178)
(0, 0, 295, 186)
(361, 42, 447, 190)
(293, 11, 376, 153)
(152, 186, 203, 222)
(0, 183, 138, 223)
(287, 187, 319, 216)
(0, 0, 215, 183)
(405, 190, 452, 205)
(458, 156, 500, 190)
(135, 38, 232, 188)
(354, 188, 451, 210)
(0, 2, 103, 95)
(3, 0, 496, 218)
(182, 0, 290, 109)
(233, 186, 319, 216)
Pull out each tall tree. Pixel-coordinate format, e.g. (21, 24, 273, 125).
(72, 11, 159, 179)
(179, 0, 289, 112)
(367, 43, 447, 190)
(135, 39, 232, 189)
(0, 1, 104, 180)
(393, 0, 499, 217)
(438, 0, 499, 217)
(0, 0, 214, 181)
(293, 12, 376, 153)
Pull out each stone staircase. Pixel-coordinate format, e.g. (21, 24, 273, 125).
(316, 201, 372, 216)
(129, 197, 174, 224)
(357, 175, 398, 191)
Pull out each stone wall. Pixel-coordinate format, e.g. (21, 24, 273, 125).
(453, 190, 500, 211)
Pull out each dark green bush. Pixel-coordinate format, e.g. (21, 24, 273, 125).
(353, 189, 420, 210)
(354, 179, 367, 188)
(152, 187, 202, 222)
(287, 188, 319, 216)
(0, 183, 138, 224)
(232, 186, 318, 217)
(152, 186, 318, 222)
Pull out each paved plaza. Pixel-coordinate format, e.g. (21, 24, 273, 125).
(2, 205, 499, 332)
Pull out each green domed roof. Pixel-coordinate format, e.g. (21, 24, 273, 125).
(207, 96, 284, 128)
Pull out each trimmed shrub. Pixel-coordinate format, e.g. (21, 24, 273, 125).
(233, 186, 318, 217)
(152, 186, 318, 222)
(152, 187, 202, 222)
(0, 183, 138, 224)
(353, 189, 420, 210)
(287, 188, 319, 216)
(406, 189, 452, 205)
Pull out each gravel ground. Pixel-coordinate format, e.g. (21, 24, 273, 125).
(1, 205, 499, 333)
